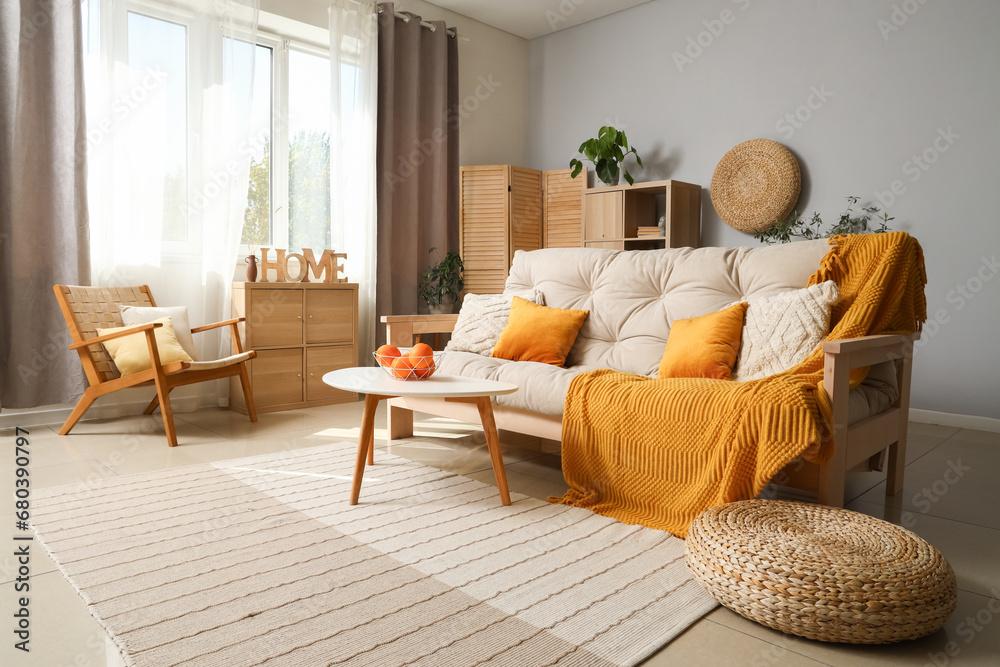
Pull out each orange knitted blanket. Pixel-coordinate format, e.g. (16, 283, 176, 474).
(552, 232, 926, 538)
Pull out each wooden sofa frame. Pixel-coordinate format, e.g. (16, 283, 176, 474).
(381, 314, 915, 508)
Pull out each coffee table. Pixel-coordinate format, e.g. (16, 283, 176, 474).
(322, 367, 519, 506)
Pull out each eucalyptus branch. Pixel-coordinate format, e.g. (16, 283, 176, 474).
(754, 196, 894, 245)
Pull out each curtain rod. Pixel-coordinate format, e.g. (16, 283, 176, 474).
(342, 1, 469, 41)
(378, 6, 468, 41)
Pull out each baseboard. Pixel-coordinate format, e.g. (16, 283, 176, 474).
(909, 408, 1000, 434)
(0, 395, 219, 430)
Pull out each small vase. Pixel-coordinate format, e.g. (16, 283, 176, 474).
(245, 255, 258, 282)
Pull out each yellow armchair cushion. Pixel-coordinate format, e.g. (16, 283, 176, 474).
(492, 297, 589, 367)
(98, 317, 193, 376)
(657, 302, 748, 380)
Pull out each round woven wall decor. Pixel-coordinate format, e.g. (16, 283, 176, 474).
(710, 138, 801, 233)
(685, 500, 957, 644)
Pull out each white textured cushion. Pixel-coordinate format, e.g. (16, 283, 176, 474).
(732, 281, 840, 382)
(120, 305, 197, 361)
(445, 290, 544, 356)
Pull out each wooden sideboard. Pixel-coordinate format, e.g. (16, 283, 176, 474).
(229, 282, 359, 414)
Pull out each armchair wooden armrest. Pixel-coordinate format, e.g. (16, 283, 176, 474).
(381, 314, 460, 348)
(68, 322, 163, 350)
(191, 317, 244, 334)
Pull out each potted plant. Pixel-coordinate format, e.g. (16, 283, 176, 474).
(569, 125, 643, 186)
(418, 247, 464, 314)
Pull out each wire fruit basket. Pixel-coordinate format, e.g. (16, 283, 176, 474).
(373, 350, 443, 381)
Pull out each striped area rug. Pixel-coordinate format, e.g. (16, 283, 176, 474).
(32, 441, 716, 666)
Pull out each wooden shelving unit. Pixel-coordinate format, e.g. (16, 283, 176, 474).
(229, 282, 359, 414)
(582, 179, 702, 250)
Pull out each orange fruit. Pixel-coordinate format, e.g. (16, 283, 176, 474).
(408, 343, 434, 358)
(413, 358, 435, 379)
(390, 355, 415, 379)
(376, 344, 401, 367)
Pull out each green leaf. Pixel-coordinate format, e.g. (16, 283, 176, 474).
(635, 154, 643, 168)
(569, 159, 582, 178)
(623, 171, 634, 186)
(596, 159, 617, 185)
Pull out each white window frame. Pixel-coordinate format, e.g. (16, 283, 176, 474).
(94, 0, 338, 261)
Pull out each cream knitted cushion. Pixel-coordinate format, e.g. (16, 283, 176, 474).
(732, 281, 840, 382)
(446, 290, 544, 356)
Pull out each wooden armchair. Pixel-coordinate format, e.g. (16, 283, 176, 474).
(53, 285, 258, 446)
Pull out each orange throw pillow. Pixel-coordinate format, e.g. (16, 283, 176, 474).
(657, 302, 748, 380)
(492, 297, 589, 367)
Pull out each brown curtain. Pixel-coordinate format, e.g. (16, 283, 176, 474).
(0, 1, 91, 409)
(376, 2, 459, 343)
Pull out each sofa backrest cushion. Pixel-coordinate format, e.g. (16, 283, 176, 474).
(504, 240, 831, 377)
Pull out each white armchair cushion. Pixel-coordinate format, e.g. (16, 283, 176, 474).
(445, 290, 544, 356)
(120, 305, 197, 360)
(732, 281, 840, 382)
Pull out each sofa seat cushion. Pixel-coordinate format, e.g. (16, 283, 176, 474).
(849, 361, 899, 424)
(440, 348, 897, 425)
(437, 351, 597, 416)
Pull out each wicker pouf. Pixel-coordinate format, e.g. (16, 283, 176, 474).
(685, 500, 957, 644)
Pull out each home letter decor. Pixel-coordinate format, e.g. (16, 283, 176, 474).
(258, 247, 286, 282)
(257, 248, 348, 283)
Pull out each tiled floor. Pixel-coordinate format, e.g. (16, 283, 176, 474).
(1, 404, 998, 666)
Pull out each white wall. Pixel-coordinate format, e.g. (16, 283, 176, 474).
(264, 0, 529, 167)
(527, 0, 1000, 420)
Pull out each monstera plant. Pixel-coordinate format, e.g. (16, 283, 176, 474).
(569, 125, 643, 186)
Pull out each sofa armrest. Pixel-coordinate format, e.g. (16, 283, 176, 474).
(822, 333, 915, 412)
(381, 314, 459, 348)
(819, 333, 916, 506)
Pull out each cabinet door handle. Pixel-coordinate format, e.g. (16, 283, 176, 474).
(308, 315, 313, 318)
(297, 315, 302, 319)
(297, 373, 302, 378)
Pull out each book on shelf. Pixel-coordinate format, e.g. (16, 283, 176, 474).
(637, 226, 663, 238)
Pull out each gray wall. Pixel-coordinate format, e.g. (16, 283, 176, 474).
(527, 0, 1000, 420)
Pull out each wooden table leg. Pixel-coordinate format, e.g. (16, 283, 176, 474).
(367, 422, 375, 466)
(475, 396, 511, 506)
(350, 394, 385, 505)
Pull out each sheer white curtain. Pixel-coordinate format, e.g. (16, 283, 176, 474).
(85, 0, 259, 407)
(330, 0, 378, 360)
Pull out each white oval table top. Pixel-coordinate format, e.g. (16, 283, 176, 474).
(323, 367, 519, 398)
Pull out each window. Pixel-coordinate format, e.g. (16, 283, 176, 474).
(235, 42, 274, 248)
(125, 11, 188, 242)
(287, 49, 332, 250)
(85, 0, 339, 256)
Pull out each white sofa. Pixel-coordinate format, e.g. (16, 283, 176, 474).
(383, 240, 915, 507)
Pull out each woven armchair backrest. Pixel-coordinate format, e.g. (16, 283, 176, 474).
(56, 285, 156, 382)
